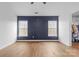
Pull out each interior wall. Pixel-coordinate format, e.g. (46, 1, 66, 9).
(59, 14, 72, 46)
(0, 3, 17, 49)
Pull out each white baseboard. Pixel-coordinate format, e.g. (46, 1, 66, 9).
(0, 40, 59, 50)
(0, 41, 16, 50)
(59, 40, 72, 46)
(17, 40, 59, 41)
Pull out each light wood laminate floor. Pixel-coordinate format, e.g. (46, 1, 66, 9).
(72, 42, 79, 49)
(0, 41, 79, 57)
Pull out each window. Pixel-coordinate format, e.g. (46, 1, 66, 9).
(19, 20, 28, 37)
(48, 21, 57, 36)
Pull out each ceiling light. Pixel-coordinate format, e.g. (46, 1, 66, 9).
(31, 2, 34, 4)
(43, 2, 46, 4)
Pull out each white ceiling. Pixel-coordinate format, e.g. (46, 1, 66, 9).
(0, 2, 79, 16)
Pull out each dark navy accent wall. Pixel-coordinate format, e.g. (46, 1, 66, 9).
(17, 16, 58, 40)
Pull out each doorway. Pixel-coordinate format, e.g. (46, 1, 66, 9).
(72, 11, 79, 48)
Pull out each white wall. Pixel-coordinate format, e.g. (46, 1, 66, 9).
(59, 13, 72, 46)
(0, 3, 17, 49)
